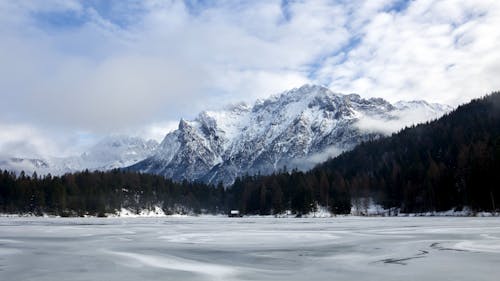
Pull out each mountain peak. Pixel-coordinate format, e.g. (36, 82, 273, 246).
(282, 84, 333, 99)
(222, 102, 251, 113)
(130, 85, 452, 185)
(178, 118, 190, 130)
(395, 100, 453, 112)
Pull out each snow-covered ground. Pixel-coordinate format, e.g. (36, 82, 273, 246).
(0, 217, 499, 281)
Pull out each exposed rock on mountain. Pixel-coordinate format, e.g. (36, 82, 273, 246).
(131, 85, 451, 185)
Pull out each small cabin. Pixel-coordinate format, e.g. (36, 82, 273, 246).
(228, 210, 242, 217)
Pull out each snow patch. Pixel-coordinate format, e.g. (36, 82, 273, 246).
(304, 206, 333, 218)
(112, 206, 166, 218)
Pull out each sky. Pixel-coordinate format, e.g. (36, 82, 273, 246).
(1, 0, 500, 158)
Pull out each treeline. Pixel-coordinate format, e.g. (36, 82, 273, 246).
(0, 167, 351, 216)
(0, 170, 226, 216)
(229, 170, 351, 215)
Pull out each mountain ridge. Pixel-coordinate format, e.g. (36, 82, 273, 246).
(0, 136, 158, 176)
(130, 84, 452, 185)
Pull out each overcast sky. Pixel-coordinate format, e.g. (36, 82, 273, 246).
(1, 0, 500, 158)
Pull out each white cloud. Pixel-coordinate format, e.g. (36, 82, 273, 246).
(290, 145, 345, 171)
(1, 0, 500, 158)
(319, 0, 500, 105)
(139, 120, 179, 143)
(354, 102, 452, 135)
(0, 123, 83, 158)
(0, 1, 348, 131)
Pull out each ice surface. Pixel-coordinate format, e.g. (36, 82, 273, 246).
(0, 217, 499, 281)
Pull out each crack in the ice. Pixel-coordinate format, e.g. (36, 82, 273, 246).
(430, 242, 469, 252)
(379, 256, 424, 265)
(375, 249, 428, 265)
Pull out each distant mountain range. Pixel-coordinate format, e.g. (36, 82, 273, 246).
(129, 85, 451, 185)
(0, 85, 451, 182)
(0, 136, 158, 176)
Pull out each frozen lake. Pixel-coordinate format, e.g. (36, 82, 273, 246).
(1, 217, 499, 281)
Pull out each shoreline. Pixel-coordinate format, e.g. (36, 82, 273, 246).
(1, 211, 498, 219)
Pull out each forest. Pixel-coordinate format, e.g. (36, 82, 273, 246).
(317, 91, 500, 213)
(0, 167, 350, 216)
(240, 91, 500, 214)
(0, 170, 225, 216)
(1, 92, 499, 216)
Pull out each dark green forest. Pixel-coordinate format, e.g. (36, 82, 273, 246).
(1, 92, 499, 216)
(318, 91, 500, 213)
(0, 170, 226, 216)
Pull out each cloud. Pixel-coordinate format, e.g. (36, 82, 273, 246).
(1, 0, 500, 158)
(138, 120, 179, 143)
(354, 103, 451, 135)
(354, 112, 430, 135)
(0, 123, 69, 158)
(0, 1, 350, 132)
(290, 145, 345, 171)
(318, 0, 500, 105)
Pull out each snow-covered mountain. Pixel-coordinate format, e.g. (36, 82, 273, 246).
(130, 85, 452, 185)
(0, 136, 158, 176)
(1, 85, 451, 183)
(77, 136, 159, 170)
(0, 158, 50, 175)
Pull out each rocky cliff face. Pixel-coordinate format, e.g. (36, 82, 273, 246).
(130, 85, 452, 185)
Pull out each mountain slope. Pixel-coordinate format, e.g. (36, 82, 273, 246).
(131, 85, 451, 185)
(228, 91, 500, 215)
(318, 91, 500, 212)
